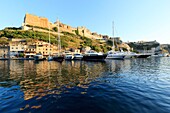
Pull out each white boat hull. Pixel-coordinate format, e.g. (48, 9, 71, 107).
(47, 56, 53, 61)
(106, 54, 125, 60)
(73, 55, 83, 60)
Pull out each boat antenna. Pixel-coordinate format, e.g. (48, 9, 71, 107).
(112, 21, 115, 52)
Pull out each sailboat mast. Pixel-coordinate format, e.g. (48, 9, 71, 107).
(48, 24, 51, 55)
(112, 21, 115, 52)
(57, 19, 61, 55)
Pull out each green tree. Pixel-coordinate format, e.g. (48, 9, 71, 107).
(19, 53, 24, 57)
(75, 27, 79, 35)
(53, 27, 58, 32)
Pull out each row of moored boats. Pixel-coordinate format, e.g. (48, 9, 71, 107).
(34, 49, 154, 62)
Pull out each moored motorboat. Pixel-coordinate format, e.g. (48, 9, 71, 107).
(73, 53, 83, 60)
(53, 55, 64, 62)
(0, 57, 9, 60)
(137, 53, 151, 58)
(65, 53, 74, 60)
(82, 50, 106, 61)
(106, 51, 125, 60)
(47, 55, 53, 61)
(151, 53, 169, 57)
(34, 53, 45, 61)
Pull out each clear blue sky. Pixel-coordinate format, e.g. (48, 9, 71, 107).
(0, 0, 170, 44)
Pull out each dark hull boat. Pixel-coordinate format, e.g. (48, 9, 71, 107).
(0, 58, 9, 60)
(83, 50, 107, 61)
(34, 54, 46, 61)
(83, 55, 107, 61)
(53, 56, 64, 62)
(137, 54, 151, 58)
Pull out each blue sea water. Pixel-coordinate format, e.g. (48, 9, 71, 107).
(0, 57, 170, 113)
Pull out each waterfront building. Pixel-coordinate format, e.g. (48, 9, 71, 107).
(9, 39, 26, 57)
(35, 41, 57, 56)
(24, 43, 36, 54)
(0, 45, 10, 58)
(9, 39, 58, 57)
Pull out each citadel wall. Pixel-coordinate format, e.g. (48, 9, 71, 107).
(23, 13, 108, 40)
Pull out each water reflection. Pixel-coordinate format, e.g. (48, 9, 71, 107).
(1, 58, 170, 113)
(0, 58, 166, 100)
(0, 60, 108, 101)
(0, 60, 10, 82)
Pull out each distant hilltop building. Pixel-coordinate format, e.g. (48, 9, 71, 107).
(22, 13, 51, 30)
(137, 40, 158, 45)
(127, 40, 161, 53)
(22, 13, 107, 40)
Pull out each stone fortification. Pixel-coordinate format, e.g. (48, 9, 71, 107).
(22, 13, 106, 40)
(23, 13, 50, 28)
(53, 21, 76, 34)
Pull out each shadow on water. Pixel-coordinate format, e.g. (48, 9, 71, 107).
(0, 58, 170, 113)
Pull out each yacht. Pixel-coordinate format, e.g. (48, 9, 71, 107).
(151, 53, 169, 57)
(65, 52, 74, 60)
(119, 49, 137, 59)
(34, 53, 45, 61)
(73, 53, 83, 60)
(136, 53, 151, 58)
(47, 55, 53, 61)
(82, 50, 107, 61)
(53, 19, 64, 62)
(53, 55, 64, 62)
(106, 51, 125, 60)
(106, 21, 125, 60)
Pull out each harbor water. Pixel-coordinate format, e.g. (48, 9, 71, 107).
(0, 57, 170, 113)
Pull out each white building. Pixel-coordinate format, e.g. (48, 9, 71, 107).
(9, 39, 26, 57)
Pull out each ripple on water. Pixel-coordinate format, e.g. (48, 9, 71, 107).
(0, 59, 170, 113)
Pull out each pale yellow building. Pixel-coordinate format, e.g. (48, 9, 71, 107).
(9, 39, 58, 57)
(9, 39, 26, 57)
(35, 41, 57, 56)
(0, 45, 9, 58)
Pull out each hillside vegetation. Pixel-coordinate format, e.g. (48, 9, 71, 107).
(0, 27, 112, 53)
